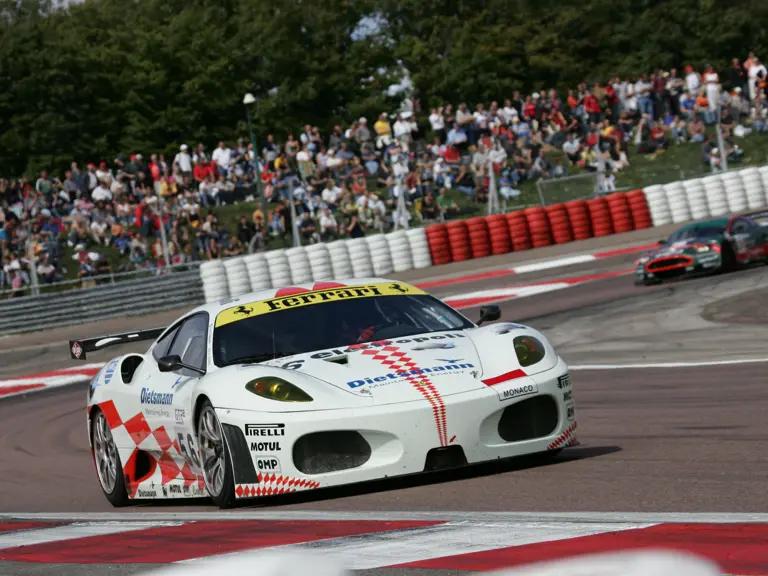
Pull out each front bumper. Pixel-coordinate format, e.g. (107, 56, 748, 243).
(218, 357, 577, 499)
(636, 252, 721, 283)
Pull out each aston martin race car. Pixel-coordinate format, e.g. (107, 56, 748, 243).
(634, 215, 768, 285)
(74, 278, 578, 509)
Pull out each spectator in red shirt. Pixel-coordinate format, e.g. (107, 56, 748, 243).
(584, 90, 602, 124)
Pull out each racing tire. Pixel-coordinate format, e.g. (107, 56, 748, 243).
(721, 241, 737, 273)
(91, 408, 129, 508)
(196, 399, 236, 509)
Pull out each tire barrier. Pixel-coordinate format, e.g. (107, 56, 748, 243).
(486, 214, 513, 255)
(200, 260, 229, 304)
(721, 171, 748, 214)
(662, 182, 692, 224)
(386, 230, 415, 273)
(545, 203, 574, 244)
(366, 233, 395, 276)
(564, 200, 593, 240)
(702, 175, 729, 216)
(346, 237, 375, 278)
(264, 249, 292, 288)
(641, 185, 672, 226)
(506, 211, 532, 251)
(305, 243, 333, 281)
(740, 167, 766, 210)
(405, 227, 433, 269)
(326, 240, 353, 278)
(284, 246, 313, 284)
(424, 224, 452, 266)
(626, 189, 653, 229)
(524, 207, 552, 248)
(223, 256, 251, 298)
(446, 220, 472, 262)
(466, 217, 492, 259)
(243, 252, 272, 292)
(586, 197, 614, 237)
(200, 165, 768, 297)
(680, 179, 709, 220)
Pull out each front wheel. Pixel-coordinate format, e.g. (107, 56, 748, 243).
(91, 408, 128, 507)
(196, 400, 236, 508)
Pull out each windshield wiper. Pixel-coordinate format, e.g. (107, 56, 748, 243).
(220, 352, 290, 367)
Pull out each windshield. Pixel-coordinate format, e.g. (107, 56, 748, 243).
(667, 224, 726, 243)
(213, 294, 474, 367)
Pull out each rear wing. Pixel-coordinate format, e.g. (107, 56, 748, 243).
(69, 327, 166, 360)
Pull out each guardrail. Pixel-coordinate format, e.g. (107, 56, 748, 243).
(0, 269, 203, 335)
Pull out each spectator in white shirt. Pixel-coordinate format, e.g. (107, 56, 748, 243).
(212, 141, 232, 177)
(173, 144, 193, 183)
(321, 180, 342, 210)
(429, 107, 446, 143)
(318, 207, 337, 241)
(748, 57, 767, 100)
(92, 182, 112, 203)
(685, 66, 701, 97)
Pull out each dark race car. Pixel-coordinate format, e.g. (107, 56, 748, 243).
(634, 215, 768, 285)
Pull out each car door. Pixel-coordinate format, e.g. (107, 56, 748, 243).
(728, 218, 755, 263)
(161, 312, 209, 476)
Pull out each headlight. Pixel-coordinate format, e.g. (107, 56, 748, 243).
(696, 245, 710, 253)
(514, 336, 546, 367)
(245, 377, 313, 402)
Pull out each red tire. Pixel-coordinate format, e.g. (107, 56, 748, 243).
(506, 211, 532, 251)
(486, 214, 513, 255)
(626, 189, 653, 229)
(587, 197, 614, 237)
(425, 224, 453, 265)
(524, 207, 552, 248)
(545, 203, 574, 245)
(446, 220, 472, 262)
(605, 192, 635, 234)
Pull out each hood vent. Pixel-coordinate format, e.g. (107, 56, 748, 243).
(412, 342, 456, 351)
(323, 355, 349, 365)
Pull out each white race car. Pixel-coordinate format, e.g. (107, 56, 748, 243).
(73, 278, 578, 508)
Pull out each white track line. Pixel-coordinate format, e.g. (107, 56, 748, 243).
(0, 521, 181, 549)
(180, 521, 653, 569)
(570, 358, 768, 370)
(3, 511, 768, 523)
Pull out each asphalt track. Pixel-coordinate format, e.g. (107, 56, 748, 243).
(1, 224, 767, 575)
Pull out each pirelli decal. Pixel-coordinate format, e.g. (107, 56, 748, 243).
(215, 282, 427, 327)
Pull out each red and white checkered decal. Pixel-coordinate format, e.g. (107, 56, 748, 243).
(235, 474, 321, 498)
(548, 421, 578, 451)
(96, 400, 205, 497)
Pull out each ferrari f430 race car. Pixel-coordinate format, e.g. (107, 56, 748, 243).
(74, 278, 578, 508)
(634, 215, 768, 285)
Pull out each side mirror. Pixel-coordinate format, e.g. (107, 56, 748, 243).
(477, 305, 501, 326)
(158, 354, 206, 375)
(657, 238, 666, 245)
(158, 354, 183, 373)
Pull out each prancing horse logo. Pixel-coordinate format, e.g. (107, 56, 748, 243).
(234, 305, 253, 316)
(389, 283, 408, 294)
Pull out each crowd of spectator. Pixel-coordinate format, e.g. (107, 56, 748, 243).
(2, 54, 768, 297)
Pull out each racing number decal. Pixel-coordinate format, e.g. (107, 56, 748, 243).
(177, 433, 201, 468)
(281, 360, 303, 370)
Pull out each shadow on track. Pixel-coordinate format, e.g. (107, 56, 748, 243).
(130, 444, 621, 509)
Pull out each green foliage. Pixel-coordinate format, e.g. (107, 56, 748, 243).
(1, 0, 768, 177)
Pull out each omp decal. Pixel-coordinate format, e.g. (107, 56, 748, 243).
(359, 346, 449, 447)
(346, 362, 475, 389)
(215, 282, 427, 327)
(254, 456, 281, 473)
(548, 421, 578, 451)
(235, 473, 320, 498)
(482, 369, 527, 386)
(95, 400, 204, 498)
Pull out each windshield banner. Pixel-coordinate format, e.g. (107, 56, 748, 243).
(215, 282, 427, 327)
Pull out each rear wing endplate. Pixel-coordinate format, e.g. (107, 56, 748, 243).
(69, 327, 166, 360)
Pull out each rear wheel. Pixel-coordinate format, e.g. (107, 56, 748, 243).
(721, 241, 737, 272)
(91, 408, 128, 507)
(196, 400, 236, 508)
